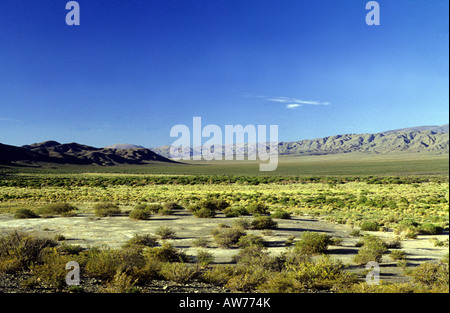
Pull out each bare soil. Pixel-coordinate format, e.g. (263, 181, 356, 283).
(0, 211, 448, 285)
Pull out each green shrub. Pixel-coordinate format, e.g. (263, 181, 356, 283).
(84, 248, 145, 281)
(406, 261, 449, 288)
(30, 249, 71, 290)
(145, 204, 164, 213)
(224, 206, 248, 217)
(360, 221, 380, 231)
(196, 249, 215, 266)
(214, 200, 230, 211)
(389, 250, 406, 261)
(247, 203, 270, 215)
(193, 207, 216, 218)
(232, 218, 252, 230)
(200, 265, 235, 286)
(353, 235, 388, 265)
(419, 223, 443, 235)
(57, 243, 84, 255)
(163, 201, 184, 211)
(14, 208, 40, 219)
(37, 203, 77, 216)
(124, 234, 158, 248)
(295, 232, 333, 255)
(160, 262, 198, 284)
(271, 210, 291, 219)
(93, 203, 121, 217)
(155, 226, 177, 239)
(251, 216, 278, 230)
(350, 230, 361, 237)
(0, 232, 57, 272)
(101, 270, 138, 293)
(225, 269, 268, 292)
(286, 256, 357, 291)
(145, 242, 188, 263)
(211, 225, 246, 248)
(191, 238, 210, 248)
(257, 272, 303, 293)
(237, 234, 266, 248)
(129, 208, 151, 220)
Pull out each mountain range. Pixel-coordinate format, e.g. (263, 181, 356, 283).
(0, 141, 174, 166)
(0, 124, 448, 166)
(151, 124, 449, 158)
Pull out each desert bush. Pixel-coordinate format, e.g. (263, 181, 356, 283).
(232, 218, 252, 230)
(14, 208, 40, 219)
(247, 203, 270, 215)
(213, 199, 230, 211)
(225, 269, 268, 292)
(251, 216, 278, 230)
(191, 199, 230, 218)
(93, 203, 121, 217)
(271, 210, 291, 219)
(101, 270, 138, 293)
(37, 203, 77, 216)
(191, 238, 210, 248)
(223, 206, 248, 217)
(236, 234, 266, 248)
(285, 235, 296, 246)
(211, 225, 246, 248)
(124, 234, 158, 248)
(196, 249, 214, 266)
(360, 221, 380, 231)
(30, 248, 70, 290)
(145, 242, 188, 263)
(294, 232, 333, 255)
(0, 232, 57, 273)
(84, 247, 146, 281)
(384, 237, 402, 249)
(232, 245, 280, 272)
(163, 201, 184, 211)
(287, 255, 357, 290)
(145, 204, 164, 213)
(129, 208, 151, 220)
(257, 272, 304, 293)
(155, 226, 177, 239)
(389, 250, 406, 261)
(57, 243, 84, 255)
(418, 223, 443, 235)
(350, 230, 361, 237)
(200, 265, 235, 286)
(193, 207, 216, 218)
(159, 262, 198, 284)
(353, 235, 388, 265)
(406, 261, 449, 289)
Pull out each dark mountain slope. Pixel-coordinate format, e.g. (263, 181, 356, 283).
(0, 141, 176, 166)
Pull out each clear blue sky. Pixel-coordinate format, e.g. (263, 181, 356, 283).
(0, 0, 448, 147)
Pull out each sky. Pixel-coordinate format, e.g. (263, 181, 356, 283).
(0, 0, 448, 148)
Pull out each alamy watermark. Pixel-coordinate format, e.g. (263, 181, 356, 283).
(65, 261, 80, 286)
(365, 261, 380, 285)
(366, 1, 380, 26)
(169, 117, 279, 171)
(65, 1, 80, 26)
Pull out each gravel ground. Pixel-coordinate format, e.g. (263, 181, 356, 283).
(0, 211, 448, 293)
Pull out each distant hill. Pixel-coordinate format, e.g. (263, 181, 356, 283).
(152, 125, 449, 159)
(0, 141, 175, 166)
(104, 143, 146, 150)
(2, 124, 448, 166)
(382, 124, 449, 134)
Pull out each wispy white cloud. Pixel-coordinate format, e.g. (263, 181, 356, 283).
(266, 96, 330, 107)
(286, 103, 302, 109)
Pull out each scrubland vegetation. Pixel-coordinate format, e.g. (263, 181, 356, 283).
(0, 172, 448, 293)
